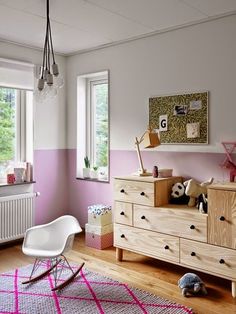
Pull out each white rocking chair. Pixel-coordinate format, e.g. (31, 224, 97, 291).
(22, 215, 84, 291)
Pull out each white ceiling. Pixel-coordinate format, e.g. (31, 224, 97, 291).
(0, 0, 235, 55)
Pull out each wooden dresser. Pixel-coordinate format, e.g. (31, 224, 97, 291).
(113, 176, 236, 297)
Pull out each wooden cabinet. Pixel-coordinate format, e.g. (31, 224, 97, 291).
(113, 176, 236, 298)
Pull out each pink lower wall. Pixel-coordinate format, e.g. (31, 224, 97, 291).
(68, 149, 228, 227)
(34, 149, 69, 224)
(33, 148, 231, 226)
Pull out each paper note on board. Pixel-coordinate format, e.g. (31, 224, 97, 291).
(159, 115, 168, 131)
(189, 100, 202, 110)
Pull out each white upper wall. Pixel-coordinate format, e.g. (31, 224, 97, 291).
(66, 15, 236, 153)
(0, 41, 67, 150)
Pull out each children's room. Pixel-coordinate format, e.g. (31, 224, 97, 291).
(0, 1, 236, 313)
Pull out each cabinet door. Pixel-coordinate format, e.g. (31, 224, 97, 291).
(208, 189, 236, 249)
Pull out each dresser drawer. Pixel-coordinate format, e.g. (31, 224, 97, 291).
(114, 224, 179, 263)
(134, 205, 207, 242)
(180, 239, 236, 279)
(114, 179, 155, 206)
(114, 201, 133, 226)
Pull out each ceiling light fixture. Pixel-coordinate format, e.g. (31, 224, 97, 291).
(37, 0, 63, 95)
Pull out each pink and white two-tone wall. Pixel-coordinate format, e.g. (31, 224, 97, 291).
(1, 15, 236, 228)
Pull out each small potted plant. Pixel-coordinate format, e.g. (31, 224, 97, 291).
(83, 156, 90, 178)
(90, 166, 99, 179)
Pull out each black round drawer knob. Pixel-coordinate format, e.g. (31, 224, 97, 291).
(191, 252, 196, 256)
(219, 259, 225, 264)
(140, 192, 145, 196)
(190, 225, 195, 230)
(164, 245, 169, 250)
(220, 216, 225, 221)
(120, 189, 125, 193)
(120, 211, 125, 215)
(120, 234, 125, 238)
(141, 215, 146, 220)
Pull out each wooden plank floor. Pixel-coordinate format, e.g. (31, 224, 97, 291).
(0, 234, 236, 314)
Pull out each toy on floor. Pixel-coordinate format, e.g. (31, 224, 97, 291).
(183, 178, 213, 207)
(178, 273, 207, 297)
(170, 182, 190, 205)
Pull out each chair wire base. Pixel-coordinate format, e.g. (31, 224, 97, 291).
(22, 255, 84, 291)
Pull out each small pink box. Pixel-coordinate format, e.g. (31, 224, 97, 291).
(85, 223, 113, 249)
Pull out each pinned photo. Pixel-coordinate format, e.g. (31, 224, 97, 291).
(173, 104, 188, 116)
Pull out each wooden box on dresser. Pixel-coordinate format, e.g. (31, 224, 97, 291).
(113, 176, 236, 298)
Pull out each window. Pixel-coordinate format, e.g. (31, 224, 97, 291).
(77, 70, 109, 182)
(0, 87, 33, 182)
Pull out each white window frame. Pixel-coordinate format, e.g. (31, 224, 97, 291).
(77, 70, 109, 182)
(86, 77, 108, 168)
(0, 86, 33, 180)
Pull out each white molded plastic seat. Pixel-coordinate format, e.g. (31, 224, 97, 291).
(23, 215, 82, 258)
(22, 215, 84, 291)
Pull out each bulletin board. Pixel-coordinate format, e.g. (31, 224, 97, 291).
(149, 91, 208, 144)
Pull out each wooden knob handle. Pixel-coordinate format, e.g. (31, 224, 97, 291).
(141, 215, 146, 220)
(219, 216, 225, 221)
(191, 252, 196, 256)
(120, 189, 125, 193)
(140, 192, 145, 196)
(164, 245, 169, 250)
(120, 234, 125, 238)
(120, 211, 125, 215)
(190, 225, 195, 230)
(219, 259, 225, 264)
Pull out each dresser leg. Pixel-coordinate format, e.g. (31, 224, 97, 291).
(232, 281, 236, 298)
(116, 248, 123, 261)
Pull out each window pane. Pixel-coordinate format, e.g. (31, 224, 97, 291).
(93, 83, 108, 168)
(0, 88, 16, 179)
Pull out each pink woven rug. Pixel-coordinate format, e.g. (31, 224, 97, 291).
(0, 264, 194, 314)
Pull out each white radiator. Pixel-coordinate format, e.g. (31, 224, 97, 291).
(0, 192, 38, 243)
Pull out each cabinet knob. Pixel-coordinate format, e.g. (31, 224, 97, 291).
(120, 234, 125, 238)
(219, 216, 225, 221)
(140, 192, 145, 196)
(120, 189, 125, 193)
(120, 211, 125, 216)
(190, 225, 195, 230)
(191, 252, 196, 256)
(219, 259, 225, 264)
(164, 245, 169, 250)
(141, 215, 146, 220)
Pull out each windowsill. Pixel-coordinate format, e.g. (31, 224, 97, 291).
(0, 181, 36, 188)
(76, 177, 109, 183)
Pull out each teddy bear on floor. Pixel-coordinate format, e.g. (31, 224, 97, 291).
(178, 273, 207, 297)
(183, 178, 213, 207)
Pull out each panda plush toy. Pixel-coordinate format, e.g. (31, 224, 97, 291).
(170, 182, 190, 205)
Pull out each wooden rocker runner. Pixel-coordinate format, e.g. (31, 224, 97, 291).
(22, 215, 84, 291)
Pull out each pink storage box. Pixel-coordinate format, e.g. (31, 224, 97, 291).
(85, 223, 113, 249)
